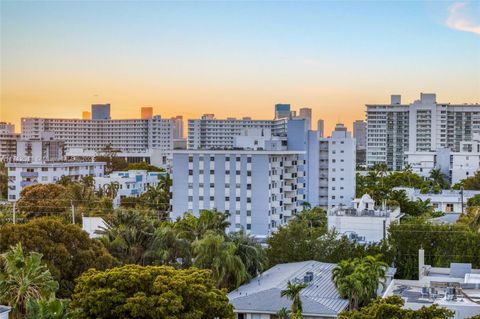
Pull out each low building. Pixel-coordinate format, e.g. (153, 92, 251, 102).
(95, 170, 166, 207)
(7, 161, 105, 201)
(394, 187, 480, 214)
(327, 194, 402, 243)
(383, 250, 480, 319)
(0, 306, 11, 319)
(229, 260, 396, 319)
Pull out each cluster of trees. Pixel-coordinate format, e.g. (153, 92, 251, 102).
(356, 164, 448, 217)
(99, 209, 266, 290)
(454, 170, 480, 190)
(266, 208, 392, 267)
(0, 162, 7, 199)
(332, 256, 387, 310)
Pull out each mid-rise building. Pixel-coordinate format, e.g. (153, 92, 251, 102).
(16, 132, 65, 163)
(171, 146, 305, 238)
(0, 122, 19, 159)
(7, 161, 105, 201)
(366, 93, 480, 170)
(95, 169, 166, 208)
(187, 114, 287, 150)
(21, 105, 174, 168)
(328, 193, 402, 243)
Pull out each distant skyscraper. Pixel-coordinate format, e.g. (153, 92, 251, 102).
(317, 119, 324, 137)
(91, 104, 111, 120)
(82, 111, 91, 120)
(141, 107, 153, 119)
(274, 104, 291, 119)
(299, 107, 312, 130)
(353, 120, 366, 150)
(172, 115, 184, 139)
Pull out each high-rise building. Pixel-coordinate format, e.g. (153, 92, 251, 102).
(0, 122, 19, 158)
(353, 120, 366, 150)
(91, 104, 111, 120)
(141, 107, 153, 119)
(317, 119, 324, 137)
(366, 93, 480, 170)
(187, 114, 287, 150)
(172, 115, 184, 139)
(82, 111, 91, 120)
(298, 107, 312, 130)
(274, 104, 291, 119)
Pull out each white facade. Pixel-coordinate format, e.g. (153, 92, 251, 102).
(316, 124, 356, 209)
(394, 187, 480, 214)
(16, 132, 65, 163)
(0, 122, 19, 158)
(327, 194, 402, 243)
(366, 93, 480, 170)
(95, 170, 165, 207)
(187, 114, 287, 150)
(171, 149, 305, 238)
(21, 113, 173, 166)
(7, 161, 105, 201)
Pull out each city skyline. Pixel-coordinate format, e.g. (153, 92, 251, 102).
(1, 1, 480, 133)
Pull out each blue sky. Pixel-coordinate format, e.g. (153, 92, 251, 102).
(1, 1, 479, 132)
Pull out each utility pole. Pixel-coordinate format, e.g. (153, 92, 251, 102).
(460, 186, 464, 214)
(13, 201, 16, 224)
(71, 201, 75, 224)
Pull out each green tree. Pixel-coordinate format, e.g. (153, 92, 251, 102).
(227, 230, 267, 280)
(0, 217, 116, 297)
(467, 194, 480, 207)
(174, 210, 230, 242)
(25, 297, 78, 319)
(276, 307, 290, 319)
(429, 168, 448, 190)
(280, 281, 308, 315)
(138, 174, 172, 219)
(144, 223, 192, 266)
(16, 183, 70, 215)
(124, 161, 164, 172)
(0, 162, 7, 199)
(95, 144, 127, 174)
(338, 295, 454, 319)
(193, 233, 248, 290)
(0, 244, 58, 319)
(99, 209, 157, 265)
(71, 265, 234, 319)
(454, 171, 480, 190)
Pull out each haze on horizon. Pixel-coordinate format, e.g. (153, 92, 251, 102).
(1, 1, 479, 133)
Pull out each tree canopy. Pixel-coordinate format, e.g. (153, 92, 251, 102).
(0, 217, 117, 297)
(124, 161, 164, 172)
(71, 265, 234, 319)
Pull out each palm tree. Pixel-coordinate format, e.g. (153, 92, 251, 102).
(228, 230, 267, 279)
(281, 281, 308, 315)
(429, 168, 447, 189)
(193, 233, 248, 289)
(175, 211, 230, 242)
(25, 297, 77, 319)
(332, 259, 361, 310)
(0, 244, 58, 319)
(360, 256, 387, 298)
(145, 224, 192, 266)
(276, 307, 290, 319)
(103, 181, 120, 200)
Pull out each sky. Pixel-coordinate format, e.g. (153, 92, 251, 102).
(1, 1, 479, 134)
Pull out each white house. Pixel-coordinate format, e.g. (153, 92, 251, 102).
(327, 194, 402, 243)
(95, 170, 166, 208)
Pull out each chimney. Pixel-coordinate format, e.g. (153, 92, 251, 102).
(418, 248, 425, 280)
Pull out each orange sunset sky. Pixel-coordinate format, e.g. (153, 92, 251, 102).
(1, 1, 479, 134)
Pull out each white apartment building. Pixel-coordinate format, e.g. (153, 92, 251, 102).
(0, 122, 19, 159)
(366, 93, 480, 170)
(316, 124, 356, 209)
(95, 170, 165, 208)
(21, 105, 173, 167)
(7, 161, 105, 201)
(171, 148, 305, 238)
(187, 114, 287, 150)
(327, 194, 402, 243)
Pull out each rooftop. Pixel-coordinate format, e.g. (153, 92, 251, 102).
(229, 261, 350, 316)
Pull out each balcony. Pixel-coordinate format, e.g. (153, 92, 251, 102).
(20, 181, 35, 187)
